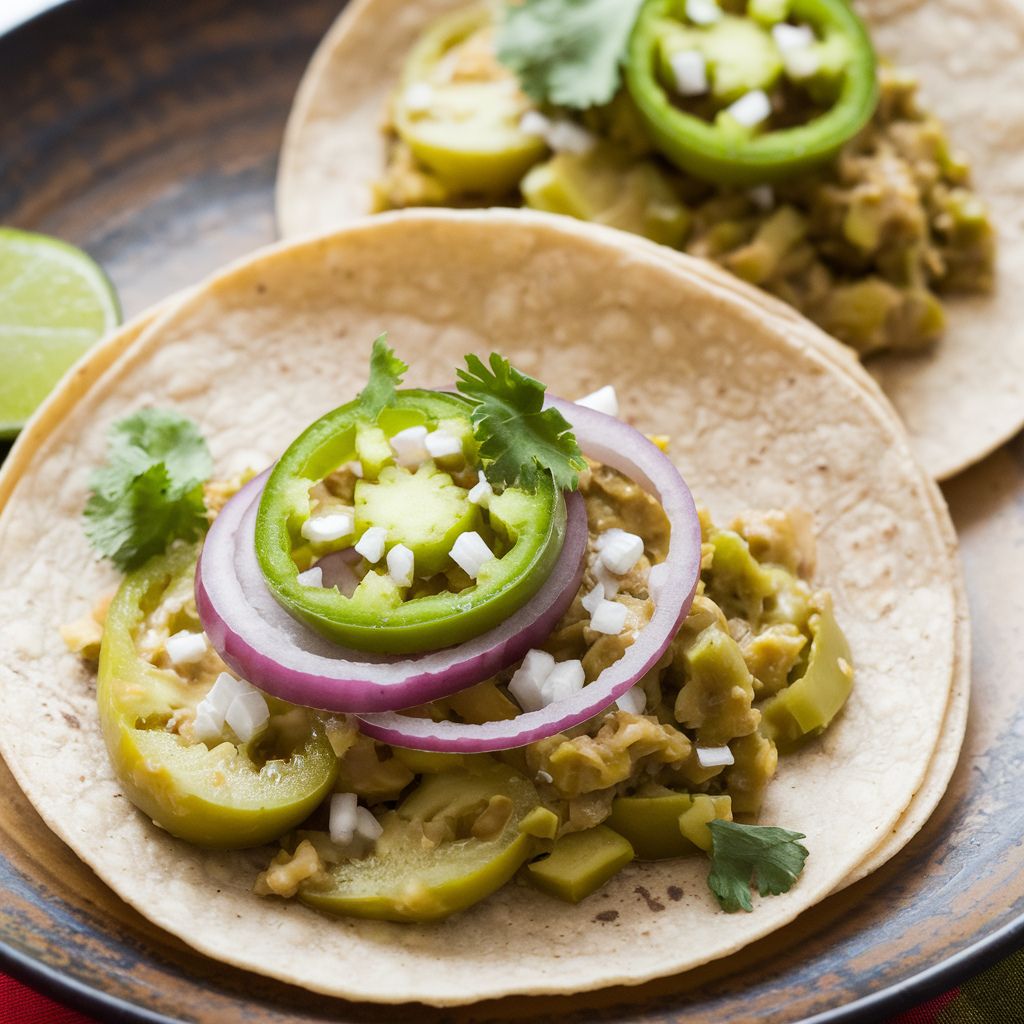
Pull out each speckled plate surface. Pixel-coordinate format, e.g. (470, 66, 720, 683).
(1, 2, 1022, 1022)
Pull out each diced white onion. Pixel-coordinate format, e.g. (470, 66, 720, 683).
(543, 660, 585, 702)
(225, 689, 270, 744)
(772, 22, 815, 53)
(205, 672, 253, 719)
(301, 511, 354, 543)
(669, 50, 708, 97)
(519, 110, 594, 154)
(508, 649, 556, 713)
(519, 110, 552, 138)
(344, 460, 364, 478)
(594, 561, 622, 598)
(386, 543, 415, 587)
(424, 429, 463, 459)
(390, 425, 429, 468)
(545, 119, 596, 154)
(468, 470, 493, 508)
(355, 526, 387, 564)
(330, 792, 358, 844)
(696, 745, 735, 768)
(590, 599, 628, 635)
(686, 0, 722, 25)
(616, 685, 647, 715)
(296, 566, 323, 588)
(403, 82, 435, 113)
(354, 806, 384, 842)
(450, 531, 494, 578)
(725, 90, 772, 128)
(781, 46, 820, 79)
(576, 384, 619, 418)
(581, 583, 606, 615)
(598, 528, 645, 575)
(192, 706, 223, 744)
(165, 630, 208, 666)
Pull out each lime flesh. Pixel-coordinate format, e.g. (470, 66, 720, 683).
(0, 227, 120, 438)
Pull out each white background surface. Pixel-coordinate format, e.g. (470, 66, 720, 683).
(0, 0, 62, 35)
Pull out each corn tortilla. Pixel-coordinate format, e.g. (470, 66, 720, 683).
(0, 212, 961, 1004)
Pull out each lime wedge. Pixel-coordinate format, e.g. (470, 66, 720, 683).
(0, 227, 120, 438)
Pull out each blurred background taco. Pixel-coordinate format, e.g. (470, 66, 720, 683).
(276, 0, 1024, 481)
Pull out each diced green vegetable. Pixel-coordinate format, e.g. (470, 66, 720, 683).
(527, 825, 635, 902)
(608, 790, 731, 858)
(761, 594, 853, 751)
(521, 145, 691, 247)
(519, 806, 560, 839)
(704, 530, 777, 622)
(676, 624, 758, 746)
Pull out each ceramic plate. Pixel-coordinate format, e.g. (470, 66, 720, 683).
(1, 1, 1022, 1021)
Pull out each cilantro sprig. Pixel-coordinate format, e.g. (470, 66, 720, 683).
(357, 333, 407, 419)
(496, 0, 645, 110)
(84, 409, 213, 572)
(706, 820, 809, 913)
(457, 353, 586, 492)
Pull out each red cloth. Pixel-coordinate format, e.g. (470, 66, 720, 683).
(0, 975, 93, 1024)
(888, 989, 960, 1023)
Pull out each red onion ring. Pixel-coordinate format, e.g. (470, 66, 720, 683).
(195, 471, 587, 713)
(356, 399, 702, 751)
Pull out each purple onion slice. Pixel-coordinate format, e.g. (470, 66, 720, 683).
(196, 470, 587, 713)
(357, 399, 702, 751)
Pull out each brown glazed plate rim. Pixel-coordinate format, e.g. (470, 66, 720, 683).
(2, 873, 1023, 1023)
(0, 1, 1021, 1021)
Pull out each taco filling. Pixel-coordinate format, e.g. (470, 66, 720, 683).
(70, 337, 852, 922)
(372, 0, 994, 356)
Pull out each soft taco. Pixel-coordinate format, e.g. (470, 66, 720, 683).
(0, 211, 964, 1005)
(276, 0, 1024, 481)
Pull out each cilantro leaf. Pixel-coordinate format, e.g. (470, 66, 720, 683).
(456, 353, 586, 492)
(707, 820, 809, 913)
(357, 333, 407, 419)
(496, 0, 645, 109)
(84, 409, 213, 571)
